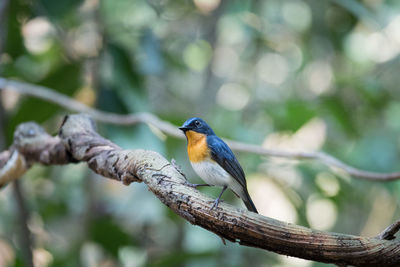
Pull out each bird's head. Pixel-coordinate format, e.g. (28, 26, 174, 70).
(179, 117, 215, 136)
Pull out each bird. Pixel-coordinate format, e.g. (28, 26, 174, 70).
(179, 117, 258, 213)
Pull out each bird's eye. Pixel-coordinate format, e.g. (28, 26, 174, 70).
(194, 120, 201, 127)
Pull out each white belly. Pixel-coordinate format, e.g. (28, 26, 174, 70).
(191, 160, 231, 186)
(190, 160, 244, 198)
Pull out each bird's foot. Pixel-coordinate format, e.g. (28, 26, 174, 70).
(184, 181, 210, 188)
(210, 186, 227, 211)
(184, 181, 197, 188)
(210, 198, 223, 210)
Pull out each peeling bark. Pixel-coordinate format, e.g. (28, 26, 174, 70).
(1, 114, 399, 266)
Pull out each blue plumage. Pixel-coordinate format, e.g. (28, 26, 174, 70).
(207, 135, 246, 189)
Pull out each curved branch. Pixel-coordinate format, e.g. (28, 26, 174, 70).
(1, 77, 400, 181)
(0, 114, 399, 266)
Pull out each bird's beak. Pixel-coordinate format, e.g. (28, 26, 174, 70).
(179, 126, 190, 132)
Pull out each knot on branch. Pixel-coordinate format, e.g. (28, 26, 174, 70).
(14, 122, 47, 148)
(59, 114, 149, 184)
(13, 122, 69, 165)
(0, 121, 71, 186)
(59, 114, 119, 161)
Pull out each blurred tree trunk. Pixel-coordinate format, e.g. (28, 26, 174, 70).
(0, 1, 34, 266)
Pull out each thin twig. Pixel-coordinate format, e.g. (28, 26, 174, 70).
(1, 77, 400, 181)
(378, 220, 400, 240)
(0, 77, 182, 138)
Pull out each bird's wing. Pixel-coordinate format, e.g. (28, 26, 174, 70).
(207, 135, 247, 188)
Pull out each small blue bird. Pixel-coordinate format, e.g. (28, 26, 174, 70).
(179, 117, 258, 213)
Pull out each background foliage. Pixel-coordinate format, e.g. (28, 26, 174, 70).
(1, 0, 400, 266)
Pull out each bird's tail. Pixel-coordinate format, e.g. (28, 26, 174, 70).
(241, 188, 258, 213)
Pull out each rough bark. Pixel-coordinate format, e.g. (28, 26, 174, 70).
(1, 114, 399, 267)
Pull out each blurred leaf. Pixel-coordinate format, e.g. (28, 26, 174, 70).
(102, 43, 147, 111)
(41, 199, 69, 221)
(321, 96, 357, 136)
(50, 248, 81, 267)
(37, 0, 83, 19)
(89, 216, 135, 257)
(107, 43, 144, 91)
(358, 78, 388, 108)
(12, 256, 25, 267)
(285, 100, 316, 131)
(329, 0, 381, 28)
(4, 0, 29, 58)
(97, 88, 128, 114)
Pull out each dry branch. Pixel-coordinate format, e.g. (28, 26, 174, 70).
(0, 114, 399, 266)
(1, 77, 400, 181)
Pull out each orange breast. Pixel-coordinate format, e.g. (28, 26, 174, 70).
(185, 131, 210, 163)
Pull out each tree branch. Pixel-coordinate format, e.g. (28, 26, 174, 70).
(0, 114, 399, 266)
(1, 77, 400, 181)
(378, 219, 400, 241)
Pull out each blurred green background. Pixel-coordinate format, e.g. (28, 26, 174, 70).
(1, 0, 400, 266)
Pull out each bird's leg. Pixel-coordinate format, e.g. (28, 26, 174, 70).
(184, 181, 210, 188)
(211, 186, 227, 210)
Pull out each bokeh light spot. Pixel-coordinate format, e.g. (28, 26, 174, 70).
(365, 32, 399, 63)
(278, 255, 313, 267)
(249, 175, 298, 223)
(217, 83, 250, 111)
(315, 172, 340, 197)
(306, 196, 337, 230)
(281, 43, 303, 71)
(304, 61, 333, 95)
(194, 0, 221, 14)
(282, 1, 312, 32)
(22, 17, 55, 54)
(70, 22, 103, 57)
(385, 15, 400, 44)
(257, 53, 289, 85)
(183, 40, 213, 72)
(212, 45, 238, 77)
(344, 32, 369, 63)
(218, 15, 246, 44)
(0, 239, 14, 267)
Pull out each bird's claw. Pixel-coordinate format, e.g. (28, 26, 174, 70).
(210, 198, 224, 210)
(184, 181, 210, 189)
(184, 181, 199, 188)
